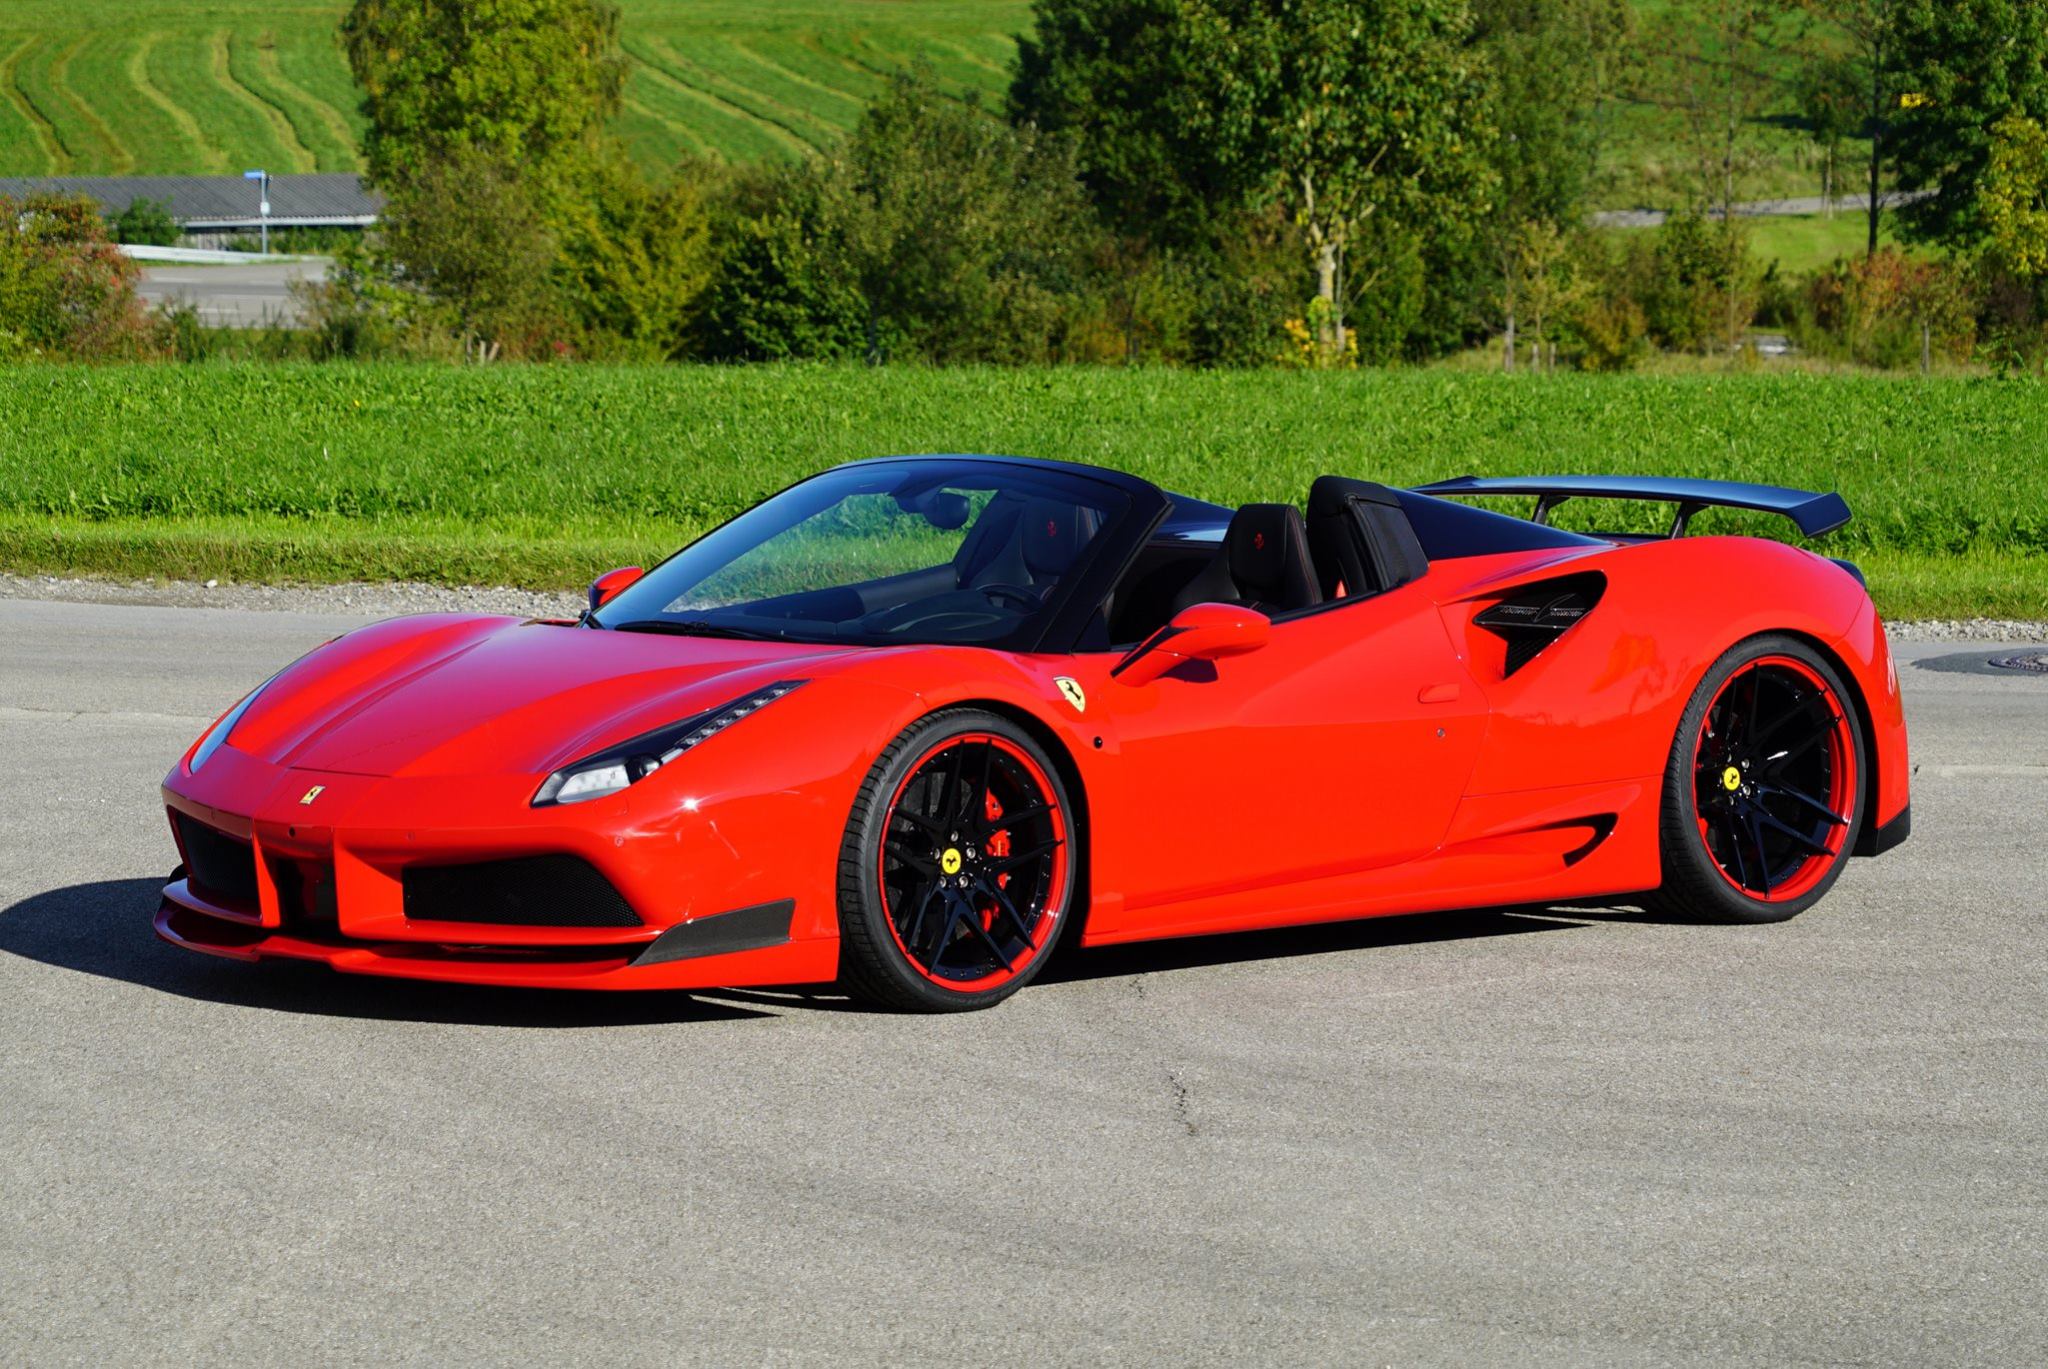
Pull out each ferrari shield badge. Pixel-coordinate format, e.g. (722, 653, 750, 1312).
(1054, 677, 1086, 713)
(300, 784, 326, 805)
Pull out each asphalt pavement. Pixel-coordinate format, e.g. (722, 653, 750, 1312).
(137, 260, 328, 329)
(2, 597, 2044, 1365)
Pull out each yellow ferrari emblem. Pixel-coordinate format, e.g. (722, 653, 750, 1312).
(941, 848, 963, 875)
(300, 784, 326, 805)
(1721, 766, 1742, 792)
(1054, 676, 1086, 712)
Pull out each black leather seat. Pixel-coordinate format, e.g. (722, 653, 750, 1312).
(964, 497, 1099, 596)
(1168, 503, 1322, 616)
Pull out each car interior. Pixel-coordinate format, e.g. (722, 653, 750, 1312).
(1099, 476, 1430, 646)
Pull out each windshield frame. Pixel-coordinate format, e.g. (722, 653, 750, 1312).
(592, 454, 1172, 654)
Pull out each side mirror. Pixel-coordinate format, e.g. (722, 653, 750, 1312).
(588, 566, 645, 613)
(1111, 602, 1270, 687)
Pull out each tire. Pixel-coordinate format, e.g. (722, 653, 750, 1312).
(1651, 634, 1866, 924)
(836, 709, 1077, 1011)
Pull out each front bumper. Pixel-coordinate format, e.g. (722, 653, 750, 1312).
(158, 742, 840, 991)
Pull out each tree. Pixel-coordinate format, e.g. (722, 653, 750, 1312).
(342, 0, 626, 190)
(1888, 0, 2048, 252)
(1473, 0, 1629, 370)
(1794, 54, 1862, 218)
(1981, 114, 2048, 281)
(1637, 0, 1781, 223)
(111, 197, 179, 247)
(1795, 2, 1904, 257)
(377, 145, 566, 359)
(1008, 0, 1231, 250)
(1181, 0, 1494, 359)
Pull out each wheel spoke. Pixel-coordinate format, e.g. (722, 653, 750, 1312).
(977, 800, 1050, 837)
(957, 908, 1014, 972)
(981, 879, 1038, 945)
(987, 838, 1062, 873)
(901, 881, 941, 951)
(1760, 728, 1826, 775)
(1753, 806, 1834, 857)
(891, 807, 945, 837)
(1742, 809, 1777, 890)
(1757, 781, 1848, 827)
(1718, 809, 1753, 890)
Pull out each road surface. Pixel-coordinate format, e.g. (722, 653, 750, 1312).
(1, 598, 2043, 1365)
(136, 260, 328, 329)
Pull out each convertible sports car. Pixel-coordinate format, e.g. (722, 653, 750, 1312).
(159, 455, 1910, 1011)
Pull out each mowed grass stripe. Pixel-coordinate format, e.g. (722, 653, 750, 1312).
(150, 28, 299, 174)
(7, 35, 76, 171)
(619, 92, 719, 166)
(664, 34, 866, 141)
(724, 37, 871, 117)
(215, 29, 314, 171)
(243, 30, 355, 171)
(48, 32, 133, 172)
(126, 30, 222, 172)
(622, 38, 812, 162)
(635, 35, 834, 153)
(271, 25, 365, 168)
(0, 35, 63, 173)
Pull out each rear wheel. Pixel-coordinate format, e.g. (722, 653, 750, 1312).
(837, 710, 1074, 1011)
(1653, 635, 1865, 924)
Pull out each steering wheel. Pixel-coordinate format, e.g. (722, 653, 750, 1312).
(975, 582, 1042, 610)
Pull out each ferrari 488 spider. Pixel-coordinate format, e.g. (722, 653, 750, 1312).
(159, 455, 1910, 1010)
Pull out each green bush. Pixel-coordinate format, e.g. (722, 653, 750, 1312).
(0, 193, 160, 359)
(109, 197, 178, 247)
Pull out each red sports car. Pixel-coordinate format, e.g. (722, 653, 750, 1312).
(159, 456, 1910, 1011)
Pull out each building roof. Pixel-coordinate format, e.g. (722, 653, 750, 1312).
(0, 174, 382, 228)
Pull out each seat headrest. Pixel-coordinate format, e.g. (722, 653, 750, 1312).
(1019, 498, 1098, 578)
(1226, 504, 1315, 602)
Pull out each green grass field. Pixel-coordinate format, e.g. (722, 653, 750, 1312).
(0, 1, 1030, 176)
(1, 364, 2040, 619)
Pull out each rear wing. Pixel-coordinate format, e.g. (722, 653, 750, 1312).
(1415, 475, 1851, 539)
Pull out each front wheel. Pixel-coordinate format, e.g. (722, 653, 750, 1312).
(1652, 635, 1866, 924)
(836, 710, 1075, 1011)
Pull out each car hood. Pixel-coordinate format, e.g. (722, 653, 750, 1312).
(224, 615, 862, 779)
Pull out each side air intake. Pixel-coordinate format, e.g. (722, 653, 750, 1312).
(1473, 573, 1605, 676)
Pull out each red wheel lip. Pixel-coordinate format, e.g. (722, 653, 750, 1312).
(876, 732, 1069, 994)
(1689, 654, 1857, 904)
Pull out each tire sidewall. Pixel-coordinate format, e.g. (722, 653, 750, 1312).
(839, 709, 1075, 1011)
(1661, 635, 1867, 923)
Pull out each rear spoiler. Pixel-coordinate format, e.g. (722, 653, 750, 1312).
(1415, 475, 1851, 539)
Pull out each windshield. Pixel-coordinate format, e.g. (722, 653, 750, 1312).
(594, 460, 1135, 649)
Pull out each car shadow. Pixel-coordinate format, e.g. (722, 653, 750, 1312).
(0, 878, 773, 1027)
(0, 878, 1653, 1024)
(1039, 904, 1599, 985)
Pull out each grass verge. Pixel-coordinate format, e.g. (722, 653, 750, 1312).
(2, 362, 2042, 621)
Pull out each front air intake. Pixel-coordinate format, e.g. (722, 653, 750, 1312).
(401, 855, 642, 927)
(1473, 573, 1606, 676)
(174, 813, 259, 907)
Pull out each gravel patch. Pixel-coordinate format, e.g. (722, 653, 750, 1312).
(2, 571, 2040, 640)
(0, 573, 581, 620)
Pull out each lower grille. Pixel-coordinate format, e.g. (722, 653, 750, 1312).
(401, 855, 642, 927)
(174, 813, 259, 907)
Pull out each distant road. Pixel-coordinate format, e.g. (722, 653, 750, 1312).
(1592, 190, 1930, 229)
(136, 259, 328, 329)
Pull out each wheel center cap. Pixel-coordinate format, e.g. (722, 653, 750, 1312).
(940, 848, 963, 876)
(1721, 765, 1743, 792)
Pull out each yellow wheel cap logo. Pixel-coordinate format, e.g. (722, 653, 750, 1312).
(941, 848, 963, 875)
(1721, 766, 1742, 792)
(1055, 676, 1086, 712)
(299, 784, 325, 805)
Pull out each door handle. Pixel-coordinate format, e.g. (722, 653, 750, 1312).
(1418, 682, 1461, 704)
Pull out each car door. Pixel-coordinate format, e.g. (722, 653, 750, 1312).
(1079, 577, 1487, 939)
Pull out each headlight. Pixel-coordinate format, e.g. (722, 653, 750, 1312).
(187, 670, 283, 773)
(532, 680, 808, 807)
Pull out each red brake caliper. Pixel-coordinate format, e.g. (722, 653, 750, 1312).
(982, 790, 1009, 930)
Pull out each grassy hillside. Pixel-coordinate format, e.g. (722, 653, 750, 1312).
(1, 364, 2040, 619)
(0, 1, 1031, 177)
